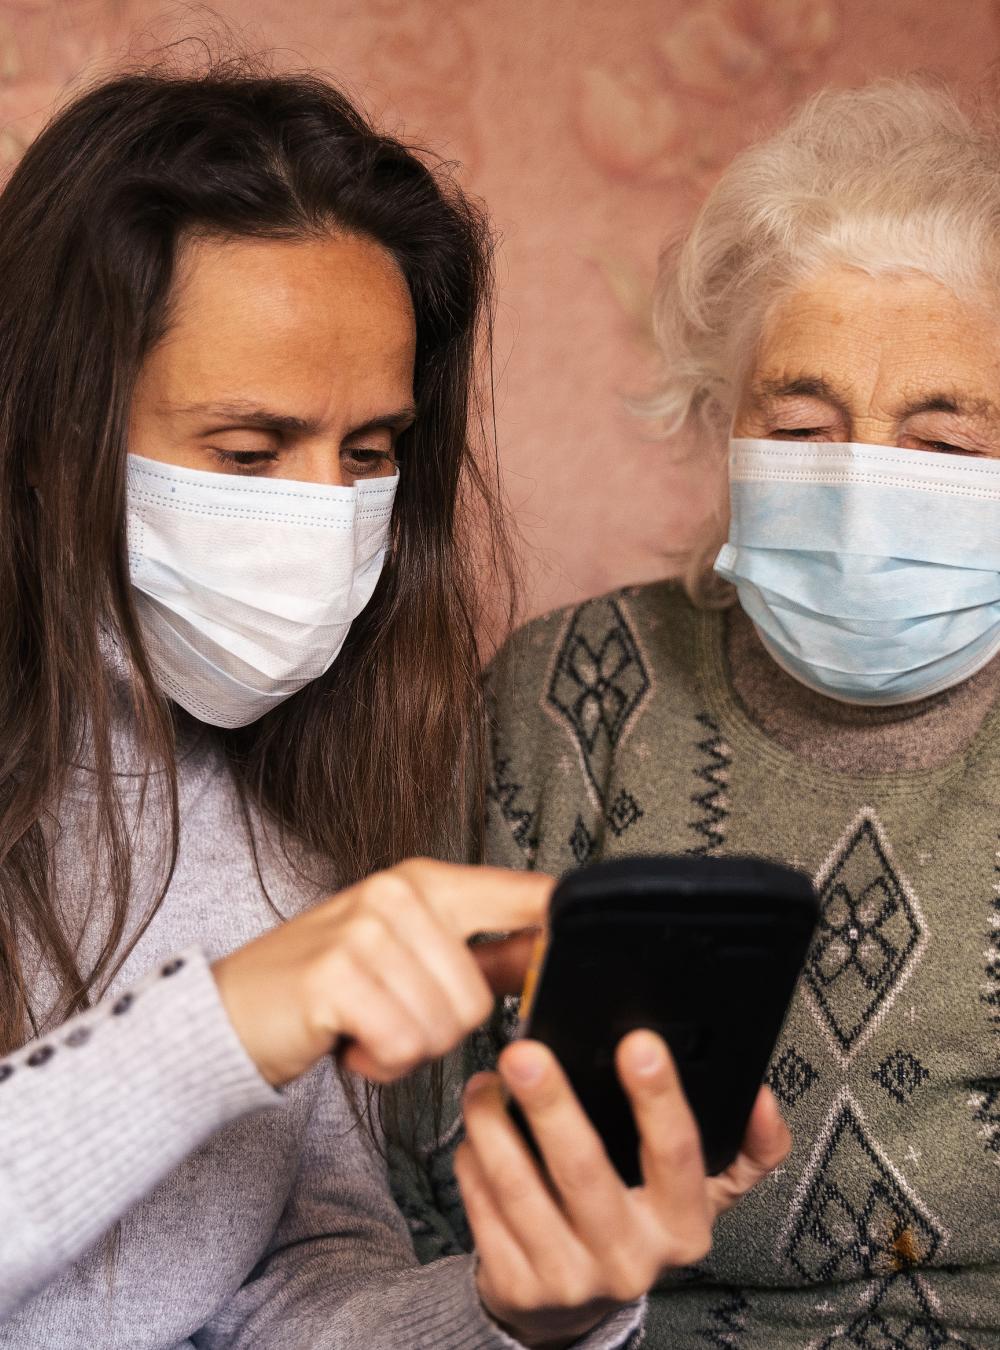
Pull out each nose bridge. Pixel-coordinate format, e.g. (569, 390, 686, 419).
(292, 436, 349, 487)
(850, 412, 898, 447)
(851, 364, 898, 446)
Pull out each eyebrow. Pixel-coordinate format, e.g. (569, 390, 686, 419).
(751, 378, 1000, 424)
(750, 376, 852, 413)
(897, 391, 1000, 422)
(163, 399, 418, 438)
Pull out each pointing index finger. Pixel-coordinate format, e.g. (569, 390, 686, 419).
(396, 860, 554, 939)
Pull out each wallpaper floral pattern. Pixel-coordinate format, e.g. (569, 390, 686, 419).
(0, 0, 997, 618)
(576, 0, 837, 186)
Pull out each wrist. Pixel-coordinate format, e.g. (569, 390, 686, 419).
(210, 953, 280, 1087)
(480, 1295, 617, 1349)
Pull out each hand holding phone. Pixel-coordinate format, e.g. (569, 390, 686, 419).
(457, 1014, 790, 1347)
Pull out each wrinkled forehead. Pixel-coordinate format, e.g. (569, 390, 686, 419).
(745, 266, 1000, 415)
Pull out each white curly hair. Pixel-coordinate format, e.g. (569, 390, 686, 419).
(645, 77, 1000, 604)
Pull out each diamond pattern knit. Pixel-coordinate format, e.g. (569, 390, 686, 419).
(391, 581, 1000, 1349)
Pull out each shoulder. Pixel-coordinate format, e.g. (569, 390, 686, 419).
(482, 580, 708, 872)
(486, 578, 699, 710)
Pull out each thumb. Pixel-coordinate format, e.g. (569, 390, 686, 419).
(472, 930, 541, 997)
(706, 1086, 791, 1218)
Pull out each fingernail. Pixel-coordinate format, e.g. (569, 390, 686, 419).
(628, 1030, 666, 1076)
(463, 1072, 493, 1100)
(504, 1045, 545, 1087)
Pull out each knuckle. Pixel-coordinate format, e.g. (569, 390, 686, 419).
(649, 1125, 705, 1176)
(551, 1143, 608, 1194)
(309, 940, 343, 979)
(425, 1022, 462, 1058)
(381, 1024, 425, 1068)
(400, 856, 434, 874)
(546, 1261, 595, 1309)
(398, 1026, 428, 1062)
(604, 1267, 649, 1305)
(494, 1276, 542, 1316)
(392, 858, 436, 895)
(305, 951, 348, 1007)
(347, 911, 389, 955)
(668, 1226, 712, 1269)
(531, 1079, 565, 1113)
(534, 1252, 588, 1306)
(366, 870, 421, 913)
(492, 1163, 536, 1209)
(640, 1069, 677, 1102)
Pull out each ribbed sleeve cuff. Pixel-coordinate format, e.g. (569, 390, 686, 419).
(0, 948, 279, 1299)
(377, 1255, 645, 1350)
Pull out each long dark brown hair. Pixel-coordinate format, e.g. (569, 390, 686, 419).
(0, 58, 512, 1054)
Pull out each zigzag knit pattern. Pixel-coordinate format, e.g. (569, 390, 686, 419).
(687, 712, 731, 856)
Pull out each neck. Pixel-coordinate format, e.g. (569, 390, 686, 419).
(725, 602, 1000, 773)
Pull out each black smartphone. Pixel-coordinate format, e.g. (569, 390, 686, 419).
(511, 854, 818, 1186)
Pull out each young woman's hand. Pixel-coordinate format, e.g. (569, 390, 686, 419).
(212, 860, 549, 1087)
(455, 1031, 790, 1350)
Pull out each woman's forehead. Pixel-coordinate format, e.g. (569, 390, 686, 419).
(138, 234, 417, 436)
(750, 266, 1000, 411)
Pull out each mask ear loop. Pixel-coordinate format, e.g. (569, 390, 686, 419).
(704, 411, 739, 585)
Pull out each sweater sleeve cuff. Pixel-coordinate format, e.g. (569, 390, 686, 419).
(0, 947, 279, 1283)
(385, 1255, 645, 1350)
(565, 1298, 646, 1350)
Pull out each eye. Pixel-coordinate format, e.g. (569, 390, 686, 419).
(209, 448, 280, 474)
(901, 431, 988, 458)
(771, 427, 827, 439)
(921, 439, 981, 456)
(341, 446, 397, 476)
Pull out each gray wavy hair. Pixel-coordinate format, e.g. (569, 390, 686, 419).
(646, 77, 1000, 604)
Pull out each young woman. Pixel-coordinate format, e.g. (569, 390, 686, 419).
(0, 62, 785, 1349)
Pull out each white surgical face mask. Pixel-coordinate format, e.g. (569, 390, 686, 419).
(714, 438, 1000, 705)
(126, 454, 398, 728)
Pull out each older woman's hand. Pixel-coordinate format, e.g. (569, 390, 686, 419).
(456, 1031, 790, 1349)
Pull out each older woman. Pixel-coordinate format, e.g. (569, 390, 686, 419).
(395, 80, 1000, 1345)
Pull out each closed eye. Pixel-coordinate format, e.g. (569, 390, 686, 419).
(209, 448, 280, 473)
(771, 427, 828, 439)
(914, 438, 984, 457)
(341, 447, 398, 476)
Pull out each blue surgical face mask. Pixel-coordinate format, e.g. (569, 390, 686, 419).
(713, 438, 1000, 706)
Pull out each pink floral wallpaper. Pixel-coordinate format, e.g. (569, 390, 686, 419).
(2, 0, 998, 619)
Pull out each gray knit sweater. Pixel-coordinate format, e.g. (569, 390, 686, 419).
(0, 712, 643, 1349)
(392, 581, 1000, 1348)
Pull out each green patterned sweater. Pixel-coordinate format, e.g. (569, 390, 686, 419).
(389, 581, 1000, 1348)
